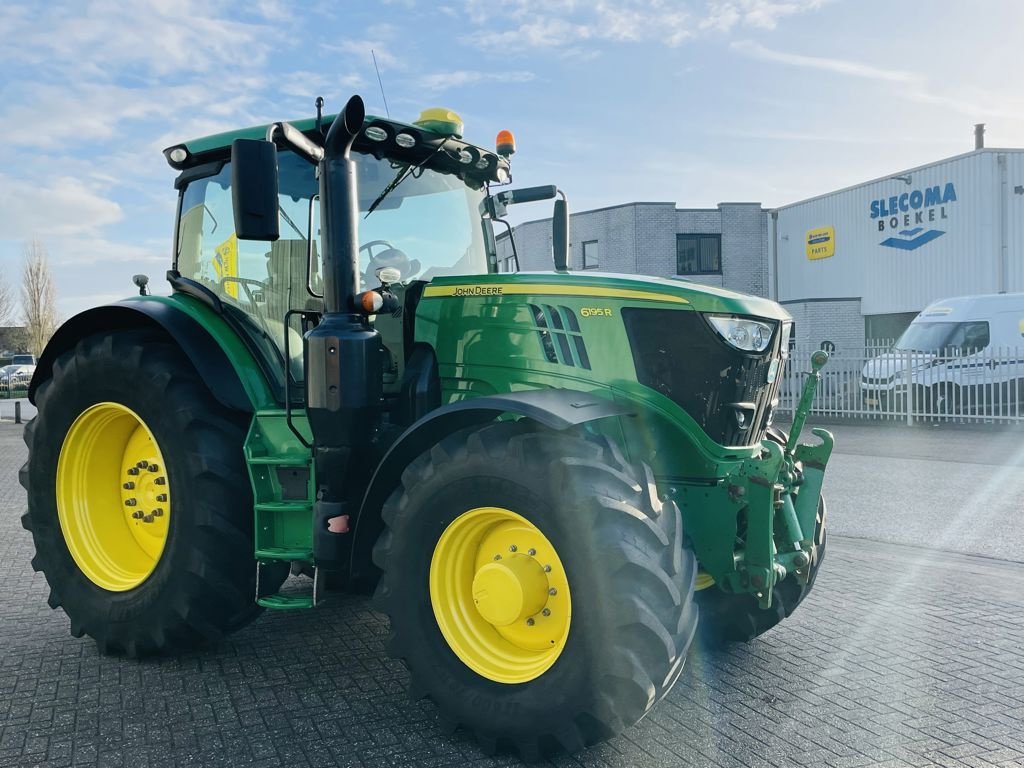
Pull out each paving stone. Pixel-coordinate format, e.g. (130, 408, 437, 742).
(2, 423, 1023, 767)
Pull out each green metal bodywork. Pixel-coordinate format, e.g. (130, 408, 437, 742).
(140, 115, 835, 609)
(119, 270, 831, 608)
(411, 271, 832, 606)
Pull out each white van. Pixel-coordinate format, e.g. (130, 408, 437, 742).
(861, 293, 1024, 413)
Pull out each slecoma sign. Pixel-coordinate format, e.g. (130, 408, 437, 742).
(870, 182, 957, 251)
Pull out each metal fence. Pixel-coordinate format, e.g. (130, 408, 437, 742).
(778, 342, 1024, 425)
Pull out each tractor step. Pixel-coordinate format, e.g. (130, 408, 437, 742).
(256, 561, 323, 610)
(257, 594, 315, 610)
(254, 546, 314, 560)
(248, 454, 310, 466)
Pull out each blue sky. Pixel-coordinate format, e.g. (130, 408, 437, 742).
(1, 0, 1022, 318)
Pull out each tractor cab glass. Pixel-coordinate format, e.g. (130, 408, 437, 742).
(174, 148, 491, 394)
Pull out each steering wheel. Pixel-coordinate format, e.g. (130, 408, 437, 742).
(360, 240, 420, 284)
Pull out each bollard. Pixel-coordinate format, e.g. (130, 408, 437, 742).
(14, 401, 21, 424)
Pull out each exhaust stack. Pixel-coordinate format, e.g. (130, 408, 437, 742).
(975, 123, 985, 150)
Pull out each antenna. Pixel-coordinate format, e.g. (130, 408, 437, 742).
(371, 49, 391, 118)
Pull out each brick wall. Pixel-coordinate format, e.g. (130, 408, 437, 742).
(499, 202, 775, 308)
(781, 298, 865, 354)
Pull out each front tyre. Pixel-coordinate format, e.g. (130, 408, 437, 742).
(372, 422, 698, 757)
(20, 330, 282, 656)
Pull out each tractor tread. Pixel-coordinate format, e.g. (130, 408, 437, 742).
(372, 420, 698, 756)
(22, 328, 281, 657)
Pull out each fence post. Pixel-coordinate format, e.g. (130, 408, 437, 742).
(904, 349, 914, 426)
(14, 401, 21, 425)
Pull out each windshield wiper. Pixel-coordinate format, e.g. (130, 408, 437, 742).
(364, 143, 447, 218)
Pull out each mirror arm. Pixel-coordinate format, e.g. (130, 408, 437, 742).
(266, 122, 325, 165)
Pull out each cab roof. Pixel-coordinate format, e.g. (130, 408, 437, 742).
(163, 113, 509, 188)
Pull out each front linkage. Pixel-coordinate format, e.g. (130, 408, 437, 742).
(678, 351, 834, 609)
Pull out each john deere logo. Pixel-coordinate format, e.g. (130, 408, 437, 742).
(871, 182, 956, 251)
(805, 226, 835, 260)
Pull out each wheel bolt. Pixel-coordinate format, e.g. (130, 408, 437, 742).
(548, 587, 557, 596)
(137, 461, 148, 469)
(148, 464, 159, 472)
(143, 515, 154, 523)
(527, 548, 536, 556)
(152, 508, 164, 517)
(543, 565, 551, 573)
(131, 511, 144, 519)
(123, 482, 135, 490)
(154, 477, 166, 486)
(125, 498, 137, 507)
(493, 554, 502, 561)
(542, 608, 550, 617)
(526, 618, 535, 626)
(509, 545, 517, 552)
(127, 467, 139, 476)
(156, 494, 167, 502)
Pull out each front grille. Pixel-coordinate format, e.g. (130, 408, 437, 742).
(622, 309, 785, 446)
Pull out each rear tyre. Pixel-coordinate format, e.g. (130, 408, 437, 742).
(20, 329, 283, 656)
(372, 421, 698, 757)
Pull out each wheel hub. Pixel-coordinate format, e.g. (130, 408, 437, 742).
(472, 554, 549, 626)
(429, 507, 572, 684)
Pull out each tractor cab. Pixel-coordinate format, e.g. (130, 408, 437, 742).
(168, 107, 510, 396)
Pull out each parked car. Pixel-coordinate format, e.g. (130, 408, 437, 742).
(862, 293, 1024, 413)
(0, 364, 34, 393)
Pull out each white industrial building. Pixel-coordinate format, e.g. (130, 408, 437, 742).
(500, 133, 1024, 355)
(774, 147, 1024, 350)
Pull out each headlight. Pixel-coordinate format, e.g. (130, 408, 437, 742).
(707, 315, 776, 353)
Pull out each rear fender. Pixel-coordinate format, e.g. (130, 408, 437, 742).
(29, 298, 275, 412)
(347, 389, 633, 588)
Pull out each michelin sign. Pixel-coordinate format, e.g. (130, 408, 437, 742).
(871, 181, 957, 250)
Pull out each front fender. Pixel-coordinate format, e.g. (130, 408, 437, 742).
(347, 389, 633, 588)
(29, 296, 276, 412)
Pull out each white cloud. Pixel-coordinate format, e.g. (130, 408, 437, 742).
(324, 38, 402, 70)
(730, 40, 919, 83)
(0, 0, 273, 78)
(459, 0, 819, 50)
(416, 70, 536, 91)
(702, 0, 825, 31)
(52, 238, 167, 267)
(0, 174, 123, 239)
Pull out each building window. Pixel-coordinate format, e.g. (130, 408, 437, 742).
(676, 234, 721, 275)
(582, 240, 599, 270)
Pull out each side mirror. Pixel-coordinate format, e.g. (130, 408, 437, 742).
(553, 198, 569, 272)
(231, 139, 280, 241)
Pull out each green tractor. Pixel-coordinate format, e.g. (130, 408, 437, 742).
(21, 95, 833, 756)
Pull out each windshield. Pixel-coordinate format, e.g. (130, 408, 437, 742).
(175, 149, 490, 388)
(894, 320, 990, 352)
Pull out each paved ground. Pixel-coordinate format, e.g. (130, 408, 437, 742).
(805, 421, 1024, 562)
(2, 421, 1024, 767)
(0, 399, 34, 424)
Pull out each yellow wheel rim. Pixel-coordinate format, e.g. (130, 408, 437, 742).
(695, 571, 716, 591)
(429, 507, 571, 684)
(56, 402, 171, 591)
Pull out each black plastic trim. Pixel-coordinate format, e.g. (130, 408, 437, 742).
(347, 389, 633, 588)
(28, 302, 253, 412)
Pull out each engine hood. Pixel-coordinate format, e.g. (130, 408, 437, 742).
(424, 272, 791, 321)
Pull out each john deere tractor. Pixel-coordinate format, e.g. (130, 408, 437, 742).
(21, 95, 833, 756)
